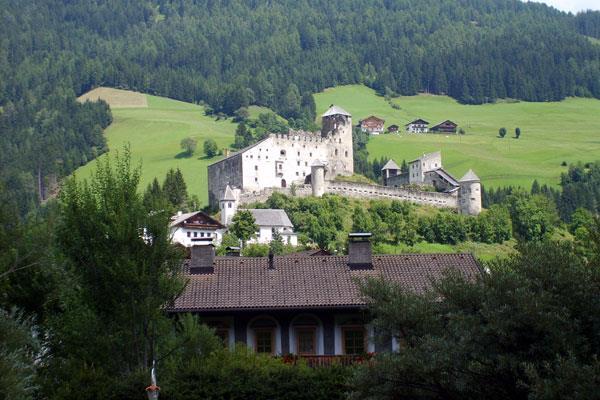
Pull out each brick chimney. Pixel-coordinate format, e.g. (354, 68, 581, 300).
(347, 233, 373, 270)
(190, 238, 215, 274)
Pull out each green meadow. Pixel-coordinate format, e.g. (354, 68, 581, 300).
(75, 92, 235, 205)
(315, 85, 600, 189)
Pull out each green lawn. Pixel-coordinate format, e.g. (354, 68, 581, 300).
(315, 85, 600, 188)
(375, 240, 517, 262)
(74, 94, 236, 205)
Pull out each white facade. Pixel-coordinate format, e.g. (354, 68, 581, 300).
(406, 124, 429, 133)
(408, 151, 442, 184)
(248, 225, 298, 246)
(170, 211, 226, 247)
(170, 226, 224, 247)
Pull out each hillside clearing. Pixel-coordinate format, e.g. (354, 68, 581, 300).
(314, 85, 600, 189)
(74, 91, 235, 205)
(77, 87, 148, 108)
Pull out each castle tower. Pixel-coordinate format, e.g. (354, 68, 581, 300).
(219, 185, 238, 225)
(321, 105, 353, 177)
(311, 160, 327, 197)
(458, 170, 482, 215)
(381, 159, 401, 186)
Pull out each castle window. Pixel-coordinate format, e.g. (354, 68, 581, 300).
(255, 177, 258, 182)
(302, 172, 306, 176)
(296, 172, 299, 176)
(305, 162, 308, 166)
(278, 164, 282, 170)
(309, 152, 312, 157)
(297, 152, 300, 156)
(335, 149, 338, 156)
(266, 156, 269, 159)
(297, 161, 300, 166)
(345, 151, 348, 157)
(280, 150, 286, 156)
(255, 165, 258, 170)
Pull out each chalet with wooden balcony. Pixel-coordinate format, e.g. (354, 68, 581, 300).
(169, 234, 481, 361)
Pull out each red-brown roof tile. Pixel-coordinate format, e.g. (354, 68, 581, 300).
(171, 254, 481, 312)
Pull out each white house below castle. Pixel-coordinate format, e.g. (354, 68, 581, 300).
(220, 185, 298, 246)
(170, 211, 226, 247)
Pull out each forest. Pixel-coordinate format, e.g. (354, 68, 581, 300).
(2, 0, 600, 215)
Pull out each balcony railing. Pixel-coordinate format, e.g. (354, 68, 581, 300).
(281, 354, 374, 367)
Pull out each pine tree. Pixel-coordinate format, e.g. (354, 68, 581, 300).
(162, 168, 188, 209)
(269, 229, 285, 255)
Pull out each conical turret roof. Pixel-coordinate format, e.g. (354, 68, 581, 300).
(322, 105, 351, 117)
(459, 169, 480, 182)
(382, 159, 400, 170)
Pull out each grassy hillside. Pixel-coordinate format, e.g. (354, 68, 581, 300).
(315, 85, 600, 188)
(75, 89, 235, 205)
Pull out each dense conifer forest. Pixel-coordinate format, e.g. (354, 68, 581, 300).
(2, 0, 600, 214)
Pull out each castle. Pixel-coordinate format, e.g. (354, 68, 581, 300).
(208, 106, 482, 215)
(208, 105, 354, 207)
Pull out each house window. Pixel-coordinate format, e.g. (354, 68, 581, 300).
(186, 232, 191, 238)
(201, 232, 205, 237)
(255, 329, 274, 353)
(193, 232, 198, 238)
(342, 326, 366, 355)
(228, 202, 232, 208)
(296, 328, 316, 355)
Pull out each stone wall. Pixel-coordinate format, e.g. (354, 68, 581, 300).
(208, 152, 243, 208)
(237, 181, 458, 210)
(326, 182, 458, 208)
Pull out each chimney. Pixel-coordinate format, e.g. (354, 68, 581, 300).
(226, 246, 241, 257)
(347, 233, 373, 270)
(268, 250, 275, 270)
(190, 238, 215, 274)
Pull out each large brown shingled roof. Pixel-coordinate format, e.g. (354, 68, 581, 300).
(171, 253, 481, 312)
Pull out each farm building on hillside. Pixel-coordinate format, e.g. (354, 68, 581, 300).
(430, 120, 458, 134)
(170, 234, 482, 357)
(360, 115, 385, 135)
(405, 119, 429, 133)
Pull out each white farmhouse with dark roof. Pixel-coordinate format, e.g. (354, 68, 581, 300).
(170, 211, 226, 247)
(246, 209, 298, 246)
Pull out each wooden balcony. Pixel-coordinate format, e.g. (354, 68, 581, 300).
(281, 354, 374, 367)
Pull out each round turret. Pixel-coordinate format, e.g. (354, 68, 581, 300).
(311, 160, 327, 197)
(458, 170, 481, 215)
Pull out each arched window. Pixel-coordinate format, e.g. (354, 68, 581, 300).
(290, 314, 322, 355)
(249, 317, 279, 354)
